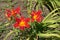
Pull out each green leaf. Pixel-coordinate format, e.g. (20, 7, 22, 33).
(37, 33, 60, 38)
(3, 31, 14, 40)
(42, 8, 60, 23)
(54, 0, 60, 6)
(47, 24, 59, 28)
(51, 13, 60, 17)
(43, 19, 56, 23)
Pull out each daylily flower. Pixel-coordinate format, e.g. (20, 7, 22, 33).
(14, 17, 30, 30)
(31, 10, 43, 22)
(5, 7, 20, 20)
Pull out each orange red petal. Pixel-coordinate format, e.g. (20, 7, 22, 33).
(31, 10, 43, 22)
(14, 17, 30, 30)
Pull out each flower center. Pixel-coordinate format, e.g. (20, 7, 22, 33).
(11, 10, 16, 16)
(33, 15, 37, 20)
(19, 21, 25, 26)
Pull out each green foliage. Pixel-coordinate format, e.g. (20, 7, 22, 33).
(54, 0, 60, 7)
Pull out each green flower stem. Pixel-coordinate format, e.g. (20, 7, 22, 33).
(3, 31, 14, 40)
(37, 33, 60, 38)
(42, 8, 60, 23)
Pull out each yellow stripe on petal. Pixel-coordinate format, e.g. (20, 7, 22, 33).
(19, 21, 25, 26)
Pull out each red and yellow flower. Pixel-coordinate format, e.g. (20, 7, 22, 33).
(14, 17, 30, 30)
(31, 10, 43, 22)
(5, 7, 20, 20)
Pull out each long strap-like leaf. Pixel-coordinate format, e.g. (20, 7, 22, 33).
(37, 33, 60, 38)
(42, 8, 60, 23)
